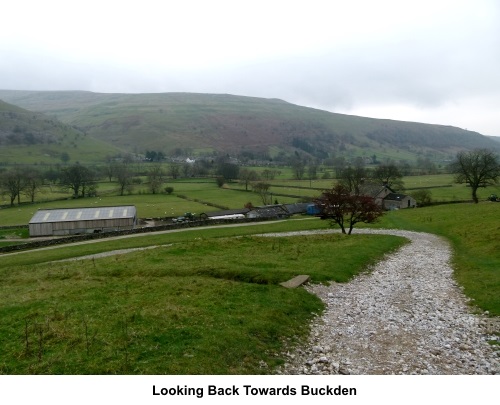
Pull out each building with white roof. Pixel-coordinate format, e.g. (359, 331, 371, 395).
(28, 206, 137, 237)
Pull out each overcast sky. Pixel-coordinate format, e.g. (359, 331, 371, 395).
(1, 0, 499, 135)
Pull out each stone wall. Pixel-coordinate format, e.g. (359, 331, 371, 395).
(0, 217, 271, 254)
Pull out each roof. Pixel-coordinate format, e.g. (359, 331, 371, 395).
(201, 208, 250, 218)
(249, 205, 290, 218)
(29, 206, 137, 224)
(359, 184, 395, 198)
(284, 203, 309, 214)
(384, 193, 408, 201)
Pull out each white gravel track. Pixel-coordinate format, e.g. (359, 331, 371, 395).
(272, 229, 499, 375)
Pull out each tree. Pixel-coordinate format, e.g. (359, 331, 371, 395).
(261, 169, 281, 180)
(290, 156, 305, 180)
(169, 163, 180, 179)
(450, 149, 500, 203)
(239, 168, 259, 191)
(217, 162, 239, 182)
(372, 164, 404, 189)
(61, 163, 97, 198)
(114, 164, 134, 196)
(410, 189, 432, 207)
(252, 182, 272, 205)
(1, 167, 24, 206)
(314, 184, 384, 234)
(338, 164, 367, 195)
(23, 168, 43, 203)
(147, 165, 164, 194)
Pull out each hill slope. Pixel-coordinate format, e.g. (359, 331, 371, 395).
(0, 90, 498, 163)
(0, 98, 122, 164)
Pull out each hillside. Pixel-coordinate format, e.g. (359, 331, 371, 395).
(0, 90, 498, 163)
(0, 99, 122, 164)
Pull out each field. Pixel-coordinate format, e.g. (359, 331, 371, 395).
(0, 220, 406, 374)
(1, 173, 499, 227)
(0, 171, 498, 374)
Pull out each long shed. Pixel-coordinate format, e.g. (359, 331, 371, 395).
(29, 206, 137, 237)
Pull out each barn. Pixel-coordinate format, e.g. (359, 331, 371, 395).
(29, 206, 137, 237)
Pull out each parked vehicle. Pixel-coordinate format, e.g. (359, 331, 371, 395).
(172, 216, 187, 223)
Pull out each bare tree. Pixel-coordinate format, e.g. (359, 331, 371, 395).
(450, 149, 500, 203)
(60, 163, 97, 198)
(315, 184, 384, 234)
(372, 164, 404, 190)
(252, 182, 272, 205)
(290, 156, 305, 180)
(1, 167, 24, 206)
(169, 163, 180, 179)
(239, 168, 259, 191)
(114, 164, 133, 196)
(23, 168, 43, 203)
(147, 164, 164, 194)
(338, 164, 367, 195)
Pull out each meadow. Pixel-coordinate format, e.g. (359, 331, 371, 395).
(1, 173, 499, 227)
(0, 219, 406, 374)
(0, 172, 498, 374)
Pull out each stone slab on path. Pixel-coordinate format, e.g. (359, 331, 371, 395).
(280, 275, 310, 289)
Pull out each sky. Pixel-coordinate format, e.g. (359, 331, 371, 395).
(1, 0, 499, 136)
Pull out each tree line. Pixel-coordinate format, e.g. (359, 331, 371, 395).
(1, 149, 498, 207)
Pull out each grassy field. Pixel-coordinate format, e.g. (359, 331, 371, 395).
(2, 173, 498, 227)
(1, 168, 498, 375)
(0, 220, 405, 374)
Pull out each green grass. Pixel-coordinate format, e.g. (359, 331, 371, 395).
(0, 229, 405, 374)
(0, 218, 330, 267)
(0, 228, 29, 239)
(378, 202, 500, 315)
(1, 171, 498, 374)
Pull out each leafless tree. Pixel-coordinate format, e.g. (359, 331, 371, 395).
(252, 182, 272, 205)
(450, 149, 500, 203)
(372, 163, 404, 190)
(147, 164, 164, 194)
(239, 168, 259, 191)
(1, 167, 24, 206)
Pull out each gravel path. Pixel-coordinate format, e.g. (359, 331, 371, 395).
(273, 229, 499, 375)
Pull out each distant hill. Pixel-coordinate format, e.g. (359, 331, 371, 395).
(0, 98, 122, 164)
(0, 90, 498, 164)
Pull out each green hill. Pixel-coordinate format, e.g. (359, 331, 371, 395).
(0, 98, 122, 164)
(0, 90, 498, 163)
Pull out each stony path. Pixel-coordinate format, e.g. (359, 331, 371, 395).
(274, 229, 499, 375)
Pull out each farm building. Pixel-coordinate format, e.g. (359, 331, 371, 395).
(247, 204, 290, 219)
(284, 203, 309, 215)
(199, 208, 250, 220)
(383, 193, 417, 210)
(361, 185, 416, 210)
(29, 206, 137, 237)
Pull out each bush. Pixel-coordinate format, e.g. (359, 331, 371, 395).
(410, 189, 432, 206)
